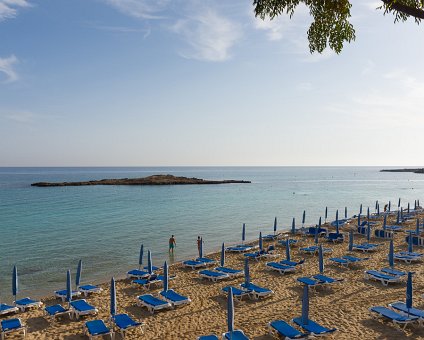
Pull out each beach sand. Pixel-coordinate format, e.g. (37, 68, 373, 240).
(3, 214, 424, 339)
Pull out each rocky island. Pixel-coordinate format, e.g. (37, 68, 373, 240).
(380, 168, 424, 174)
(31, 174, 251, 187)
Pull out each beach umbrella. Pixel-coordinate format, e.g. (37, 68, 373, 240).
(416, 219, 420, 235)
(357, 214, 361, 227)
(163, 261, 169, 292)
(220, 243, 225, 267)
(110, 277, 116, 317)
(273, 217, 277, 234)
(398, 198, 401, 210)
(227, 287, 234, 335)
(375, 200, 378, 212)
(301, 284, 309, 325)
(12, 265, 18, 301)
(314, 226, 319, 245)
(389, 239, 394, 268)
(360, 204, 363, 215)
(66, 269, 72, 304)
(335, 215, 340, 235)
(291, 218, 296, 235)
(336, 210, 339, 224)
(377, 203, 380, 216)
(401, 207, 404, 219)
(388, 201, 391, 212)
(396, 210, 401, 224)
(259, 232, 263, 251)
(244, 258, 250, 286)
(76, 259, 82, 288)
(139, 244, 144, 269)
(344, 207, 347, 219)
(199, 238, 203, 259)
(318, 217, 321, 228)
(408, 202, 410, 214)
(367, 223, 371, 242)
(325, 207, 328, 222)
(414, 200, 417, 211)
(418, 200, 420, 207)
(242, 223, 246, 243)
(367, 207, 370, 221)
(147, 250, 153, 274)
(348, 230, 353, 252)
(302, 210, 306, 227)
(318, 245, 324, 274)
(383, 215, 387, 230)
(286, 239, 291, 262)
(406, 272, 413, 311)
(408, 231, 413, 253)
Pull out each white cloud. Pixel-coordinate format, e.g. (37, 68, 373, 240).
(2, 110, 34, 123)
(103, 0, 169, 20)
(0, 0, 30, 21)
(253, 16, 289, 41)
(0, 55, 19, 82)
(171, 8, 242, 62)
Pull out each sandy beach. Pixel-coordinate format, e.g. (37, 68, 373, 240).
(3, 213, 424, 340)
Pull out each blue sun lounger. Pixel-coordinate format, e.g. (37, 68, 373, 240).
(351, 243, 378, 252)
(268, 320, 308, 339)
(78, 284, 103, 297)
(44, 304, 71, 322)
(226, 245, 253, 253)
(215, 267, 243, 278)
(380, 268, 406, 276)
(197, 257, 216, 265)
(263, 233, 281, 241)
(389, 302, 424, 321)
(160, 289, 191, 306)
(14, 297, 43, 312)
(221, 286, 252, 301)
(1, 318, 26, 339)
(127, 269, 150, 279)
(222, 330, 249, 340)
(369, 306, 419, 330)
(197, 335, 219, 340)
(0, 304, 18, 316)
(54, 289, 81, 302)
(240, 282, 273, 299)
(137, 294, 171, 314)
(244, 250, 268, 261)
(297, 277, 323, 287)
(84, 319, 114, 340)
(182, 260, 207, 270)
(393, 254, 422, 264)
(199, 270, 229, 282)
(70, 299, 98, 319)
(266, 262, 296, 274)
(364, 270, 402, 286)
(279, 239, 300, 247)
(326, 233, 344, 243)
(300, 246, 332, 255)
(329, 257, 350, 267)
(312, 274, 343, 285)
(292, 317, 337, 336)
(280, 259, 305, 267)
(112, 313, 143, 338)
(398, 251, 423, 257)
(330, 255, 368, 267)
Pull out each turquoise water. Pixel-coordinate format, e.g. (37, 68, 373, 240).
(1, 166, 423, 301)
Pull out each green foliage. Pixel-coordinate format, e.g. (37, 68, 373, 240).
(253, 0, 424, 54)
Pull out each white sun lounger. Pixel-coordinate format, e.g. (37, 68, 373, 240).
(364, 270, 402, 286)
(137, 294, 171, 314)
(69, 299, 98, 319)
(199, 270, 229, 282)
(14, 297, 43, 312)
(1, 318, 26, 340)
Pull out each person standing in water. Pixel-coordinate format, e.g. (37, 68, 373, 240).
(169, 235, 176, 254)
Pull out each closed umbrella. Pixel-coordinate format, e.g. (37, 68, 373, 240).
(220, 243, 225, 267)
(301, 284, 309, 325)
(147, 250, 153, 274)
(406, 272, 413, 312)
(274, 217, 277, 235)
(375, 200, 378, 212)
(286, 239, 291, 262)
(110, 277, 116, 317)
(325, 207, 328, 223)
(396, 210, 401, 224)
(66, 269, 72, 305)
(163, 261, 169, 292)
(139, 244, 144, 270)
(360, 204, 363, 215)
(335, 215, 340, 235)
(377, 203, 380, 216)
(259, 232, 263, 251)
(416, 219, 420, 235)
(408, 231, 413, 253)
(227, 287, 234, 335)
(314, 226, 319, 245)
(414, 200, 417, 211)
(76, 260, 82, 289)
(367, 222, 371, 242)
(389, 239, 394, 268)
(242, 224, 246, 243)
(383, 215, 387, 230)
(357, 214, 361, 227)
(12, 266, 18, 302)
(318, 245, 324, 274)
(367, 207, 370, 221)
(336, 210, 339, 224)
(407, 202, 410, 214)
(302, 210, 306, 227)
(291, 218, 296, 235)
(348, 230, 353, 252)
(388, 201, 391, 212)
(398, 198, 401, 210)
(199, 239, 203, 259)
(344, 207, 347, 219)
(244, 258, 250, 286)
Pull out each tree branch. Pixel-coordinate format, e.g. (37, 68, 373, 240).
(381, 0, 424, 19)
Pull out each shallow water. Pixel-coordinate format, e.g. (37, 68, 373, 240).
(0, 166, 423, 301)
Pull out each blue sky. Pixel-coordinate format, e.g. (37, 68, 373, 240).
(1, 0, 423, 166)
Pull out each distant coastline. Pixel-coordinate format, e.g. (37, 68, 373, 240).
(31, 174, 251, 187)
(380, 168, 424, 174)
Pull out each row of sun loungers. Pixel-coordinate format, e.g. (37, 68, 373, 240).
(369, 304, 423, 330)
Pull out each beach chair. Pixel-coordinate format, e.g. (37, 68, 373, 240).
(222, 329, 249, 339)
(385, 225, 403, 232)
(268, 320, 308, 339)
(226, 245, 253, 253)
(54, 289, 81, 302)
(127, 269, 150, 279)
(84, 319, 114, 340)
(266, 262, 296, 274)
(0, 304, 18, 316)
(0, 318, 26, 339)
(300, 246, 332, 255)
(137, 294, 171, 314)
(292, 317, 337, 336)
(398, 251, 423, 257)
(279, 239, 300, 247)
(297, 277, 323, 287)
(14, 297, 42, 312)
(364, 270, 402, 286)
(69, 299, 98, 319)
(380, 268, 406, 277)
(182, 260, 207, 270)
(196, 257, 216, 265)
(78, 284, 103, 297)
(240, 282, 273, 299)
(329, 257, 350, 267)
(342, 255, 369, 263)
(214, 266, 243, 278)
(263, 233, 282, 241)
(221, 286, 252, 302)
(374, 229, 394, 239)
(111, 313, 143, 338)
(160, 290, 191, 306)
(280, 259, 305, 267)
(351, 244, 378, 252)
(312, 274, 343, 285)
(369, 306, 419, 330)
(406, 235, 424, 247)
(393, 254, 422, 264)
(326, 232, 344, 243)
(132, 274, 164, 289)
(198, 335, 219, 340)
(389, 302, 424, 322)
(199, 270, 229, 282)
(44, 304, 71, 322)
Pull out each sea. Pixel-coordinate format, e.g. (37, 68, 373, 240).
(0, 166, 423, 301)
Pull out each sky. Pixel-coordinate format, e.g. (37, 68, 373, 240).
(0, 0, 423, 167)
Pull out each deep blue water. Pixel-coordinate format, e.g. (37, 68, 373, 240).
(1, 166, 423, 301)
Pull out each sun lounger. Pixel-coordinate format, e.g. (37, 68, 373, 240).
(160, 290, 191, 306)
(132, 274, 166, 289)
(393, 254, 422, 264)
(266, 262, 296, 274)
(385, 225, 403, 232)
(280, 259, 305, 267)
(244, 249, 274, 261)
(0, 304, 18, 316)
(182, 260, 207, 270)
(137, 294, 171, 314)
(351, 244, 378, 252)
(222, 329, 249, 340)
(380, 268, 406, 276)
(268, 320, 308, 339)
(44, 304, 71, 322)
(312, 274, 343, 284)
(374, 229, 394, 239)
(214, 267, 243, 277)
(364, 270, 402, 286)
(197, 257, 216, 265)
(199, 270, 229, 282)
(143, 265, 160, 271)
(84, 319, 114, 340)
(226, 245, 253, 253)
(326, 233, 344, 243)
(389, 302, 424, 321)
(279, 239, 300, 247)
(297, 277, 323, 287)
(369, 306, 419, 330)
(342, 255, 369, 263)
(300, 246, 332, 255)
(330, 219, 348, 227)
(240, 283, 273, 299)
(54, 289, 81, 302)
(406, 235, 424, 247)
(78, 284, 102, 297)
(127, 269, 150, 279)
(221, 286, 252, 302)
(112, 313, 143, 338)
(292, 317, 337, 336)
(263, 233, 281, 241)
(69, 299, 98, 319)
(198, 335, 219, 340)
(304, 227, 327, 237)
(398, 251, 423, 257)
(329, 257, 350, 267)
(14, 297, 43, 312)
(1, 318, 26, 339)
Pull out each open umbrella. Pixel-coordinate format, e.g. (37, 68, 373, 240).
(302, 210, 306, 227)
(286, 239, 291, 262)
(348, 230, 353, 252)
(12, 266, 18, 302)
(220, 243, 225, 267)
(242, 224, 246, 244)
(318, 245, 324, 274)
(163, 261, 169, 292)
(274, 217, 277, 235)
(227, 287, 234, 335)
(389, 239, 394, 268)
(110, 277, 116, 317)
(301, 284, 309, 325)
(244, 258, 250, 286)
(406, 272, 413, 312)
(291, 218, 296, 235)
(139, 244, 144, 270)
(147, 250, 153, 274)
(76, 260, 82, 289)
(66, 269, 72, 305)
(259, 232, 263, 251)
(408, 231, 413, 253)
(325, 207, 328, 223)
